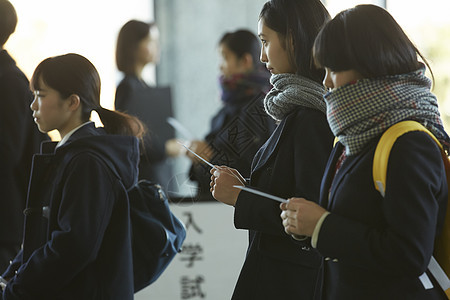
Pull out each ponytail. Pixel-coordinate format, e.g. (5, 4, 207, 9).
(94, 106, 146, 139)
(30, 53, 147, 139)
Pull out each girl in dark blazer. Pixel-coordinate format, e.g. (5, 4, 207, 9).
(115, 20, 177, 187)
(0, 53, 145, 299)
(281, 5, 449, 299)
(210, 1, 333, 299)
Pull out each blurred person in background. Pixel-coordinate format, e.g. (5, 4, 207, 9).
(188, 29, 275, 200)
(115, 20, 178, 190)
(0, 0, 49, 273)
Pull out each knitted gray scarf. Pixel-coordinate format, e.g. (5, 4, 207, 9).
(264, 73, 327, 121)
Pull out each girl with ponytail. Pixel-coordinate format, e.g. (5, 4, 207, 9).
(1, 53, 141, 299)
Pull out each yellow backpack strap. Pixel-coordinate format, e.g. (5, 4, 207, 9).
(373, 120, 450, 297)
(333, 137, 339, 147)
(373, 120, 442, 197)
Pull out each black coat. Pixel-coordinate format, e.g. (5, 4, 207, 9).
(232, 107, 334, 300)
(2, 123, 138, 299)
(0, 50, 49, 245)
(115, 75, 174, 187)
(190, 93, 276, 200)
(316, 132, 448, 299)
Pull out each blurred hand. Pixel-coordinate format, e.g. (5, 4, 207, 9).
(280, 198, 327, 237)
(186, 140, 214, 162)
(210, 166, 246, 206)
(165, 139, 185, 157)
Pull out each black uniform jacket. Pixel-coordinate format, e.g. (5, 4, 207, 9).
(115, 75, 174, 187)
(232, 107, 334, 300)
(2, 123, 139, 300)
(0, 50, 49, 245)
(317, 131, 448, 299)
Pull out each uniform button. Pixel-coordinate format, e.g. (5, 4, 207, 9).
(332, 258, 339, 262)
(324, 257, 331, 261)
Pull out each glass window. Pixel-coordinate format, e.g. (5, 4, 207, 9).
(7, 0, 154, 138)
(388, 0, 450, 130)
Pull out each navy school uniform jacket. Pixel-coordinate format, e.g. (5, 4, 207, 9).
(316, 131, 448, 299)
(0, 50, 49, 246)
(1, 123, 139, 300)
(115, 75, 173, 185)
(231, 107, 334, 300)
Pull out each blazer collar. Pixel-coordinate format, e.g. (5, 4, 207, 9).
(251, 117, 285, 174)
(322, 142, 363, 210)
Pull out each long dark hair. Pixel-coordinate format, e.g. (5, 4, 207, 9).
(259, 0, 330, 83)
(31, 53, 145, 138)
(219, 29, 265, 72)
(313, 4, 431, 79)
(116, 20, 155, 75)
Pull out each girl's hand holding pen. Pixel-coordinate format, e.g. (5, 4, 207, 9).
(280, 198, 327, 237)
(210, 166, 245, 206)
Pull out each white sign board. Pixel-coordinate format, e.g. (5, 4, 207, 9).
(135, 202, 248, 300)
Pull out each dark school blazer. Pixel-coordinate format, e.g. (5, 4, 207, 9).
(231, 107, 334, 300)
(317, 131, 448, 300)
(0, 50, 49, 245)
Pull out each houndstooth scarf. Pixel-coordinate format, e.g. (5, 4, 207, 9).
(264, 73, 327, 121)
(325, 65, 450, 156)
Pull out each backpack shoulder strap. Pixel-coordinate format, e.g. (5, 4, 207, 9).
(373, 120, 450, 297)
(373, 120, 442, 197)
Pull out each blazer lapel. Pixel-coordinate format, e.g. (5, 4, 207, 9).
(251, 118, 286, 174)
(322, 142, 362, 210)
(320, 143, 342, 209)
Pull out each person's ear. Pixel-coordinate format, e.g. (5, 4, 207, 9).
(67, 94, 81, 111)
(241, 53, 254, 71)
(288, 31, 295, 53)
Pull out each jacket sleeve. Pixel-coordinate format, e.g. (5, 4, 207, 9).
(3, 154, 121, 298)
(234, 111, 333, 236)
(317, 132, 446, 276)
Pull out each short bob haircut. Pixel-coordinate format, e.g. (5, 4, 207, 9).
(219, 29, 264, 72)
(0, 0, 17, 46)
(116, 20, 155, 75)
(313, 4, 430, 79)
(259, 0, 330, 83)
